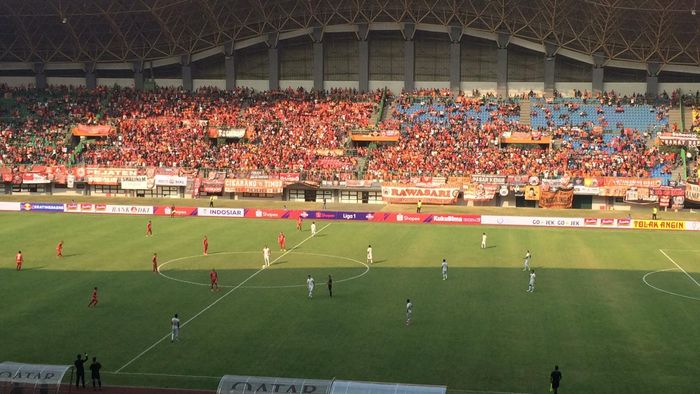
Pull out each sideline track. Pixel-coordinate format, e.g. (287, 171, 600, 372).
(114, 223, 331, 373)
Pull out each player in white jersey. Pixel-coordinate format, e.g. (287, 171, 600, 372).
(523, 250, 531, 271)
(527, 270, 536, 292)
(263, 245, 271, 268)
(171, 313, 180, 342)
(306, 275, 315, 298)
(441, 259, 448, 280)
(367, 245, 373, 264)
(311, 221, 317, 236)
(481, 233, 487, 249)
(405, 299, 413, 326)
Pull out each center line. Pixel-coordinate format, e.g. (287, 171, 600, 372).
(115, 223, 331, 373)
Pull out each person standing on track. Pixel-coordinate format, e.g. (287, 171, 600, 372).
(89, 357, 102, 390)
(74, 353, 89, 389)
(550, 365, 562, 394)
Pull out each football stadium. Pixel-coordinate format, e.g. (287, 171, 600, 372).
(1, 1, 700, 393)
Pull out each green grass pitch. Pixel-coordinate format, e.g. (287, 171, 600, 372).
(1, 212, 700, 394)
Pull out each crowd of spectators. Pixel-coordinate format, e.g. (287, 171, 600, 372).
(366, 91, 677, 180)
(0, 85, 683, 182)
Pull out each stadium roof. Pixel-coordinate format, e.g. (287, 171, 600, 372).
(0, 0, 698, 68)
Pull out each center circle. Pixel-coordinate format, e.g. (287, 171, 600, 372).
(158, 251, 370, 289)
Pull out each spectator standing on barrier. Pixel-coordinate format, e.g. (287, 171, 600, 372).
(550, 365, 562, 393)
(74, 353, 89, 389)
(89, 357, 102, 390)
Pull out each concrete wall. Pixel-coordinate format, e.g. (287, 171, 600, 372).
(0, 76, 35, 87)
(280, 80, 313, 90)
(97, 78, 134, 88)
(369, 80, 404, 94)
(193, 79, 226, 90)
(237, 79, 268, 91)
(460, 82, 498, 95)
(46, 77, 85, 87)
(324, 81, 360, 90)
(508, 82, 545, 97)
(415, 81, 449, 90)
(154, 79, 183, 88)
(555, 82, 592, 96)
(602, 82, 646, 96)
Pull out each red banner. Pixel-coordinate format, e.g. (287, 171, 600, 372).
(380, 184, 460, 205)
(153, 206, 197, 216)
(72, 124, 115, 137)
(538, 189, 574, 209)
(224, 179, 284, 194)
(601, 177, 663, 188)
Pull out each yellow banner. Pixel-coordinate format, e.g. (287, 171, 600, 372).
(633, 220, 686, 231)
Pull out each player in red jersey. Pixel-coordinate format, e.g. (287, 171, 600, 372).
(277, 232, 286, 251)
(296, 216, 302, 231)
(210, 268, 219, 291)
(15, 251, 23, 271)
(203, 235, 209, 256)
(87, 287, 98, 307)
(152, 253, 158, 273)
(146, 220, 153, 236)
(56, 241, 63, 257)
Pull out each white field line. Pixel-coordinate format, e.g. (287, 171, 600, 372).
(659, 249, 700, 288)
(158, 251, 369, 289)
(115, 224, 331, 373)
(642, 268, 700, 301)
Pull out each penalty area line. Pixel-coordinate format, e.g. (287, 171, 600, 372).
(659, 249, 700, 288)
(115, 223, 331, 374)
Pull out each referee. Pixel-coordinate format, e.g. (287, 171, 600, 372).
(550, 365, 562, 394)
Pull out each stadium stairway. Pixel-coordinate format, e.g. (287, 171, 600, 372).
(668, 108, 682, 130)
(520, 100, 531, 127)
